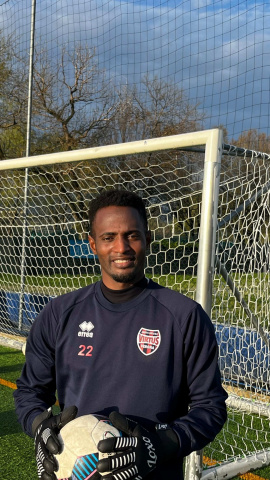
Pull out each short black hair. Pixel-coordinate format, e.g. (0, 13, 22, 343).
(88, 189, 148, 235)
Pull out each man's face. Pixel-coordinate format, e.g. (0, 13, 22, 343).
(89, 206, 151, 290)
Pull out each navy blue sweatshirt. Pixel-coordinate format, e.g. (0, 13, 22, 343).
(14, 279, 227, 480)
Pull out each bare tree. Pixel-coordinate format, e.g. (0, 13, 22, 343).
(232, 129, 270, 153)
(0, 33, 28, 159)
(105, 75, 204, 145)
(32, 43, 117, 152)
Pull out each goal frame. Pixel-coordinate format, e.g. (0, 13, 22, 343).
(0, 129, 223, 478)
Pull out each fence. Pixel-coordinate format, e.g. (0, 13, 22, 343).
(0, 129, 269, 479)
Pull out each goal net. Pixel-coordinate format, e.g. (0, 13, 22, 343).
(202, 144, 270, 479)
(0, 130, 269, 479)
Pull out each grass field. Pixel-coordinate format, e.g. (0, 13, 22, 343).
(0, 343, 270, 480)
(0, 345, 37, 479)
(1, 271, 268, 295)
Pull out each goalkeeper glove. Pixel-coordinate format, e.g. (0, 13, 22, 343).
(97, 412, 179, 479)
(32, 405, 78, 480)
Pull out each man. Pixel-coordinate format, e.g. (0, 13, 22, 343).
(14, 188, 227, 480)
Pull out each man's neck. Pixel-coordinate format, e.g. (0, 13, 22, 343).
(100, 277, 148, 304)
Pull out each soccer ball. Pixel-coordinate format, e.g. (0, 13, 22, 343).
(55, 414, 122, 480)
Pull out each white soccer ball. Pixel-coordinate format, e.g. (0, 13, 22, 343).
(55, 414, 122, 480)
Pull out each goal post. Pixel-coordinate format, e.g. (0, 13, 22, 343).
(195, 128, 223, 315)
(184, 128, 223, 480)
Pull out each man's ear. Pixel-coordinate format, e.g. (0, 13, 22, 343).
(146, 230, 151, 248)
(88, 235, 97, 254)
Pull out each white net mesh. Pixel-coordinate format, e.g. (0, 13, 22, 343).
(203, 146, 270, 475)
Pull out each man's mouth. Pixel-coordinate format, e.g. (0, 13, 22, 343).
(113, 258, 135, 266)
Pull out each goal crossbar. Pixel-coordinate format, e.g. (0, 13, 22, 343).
(0, 129, 220, 170)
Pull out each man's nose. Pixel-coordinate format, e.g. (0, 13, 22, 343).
(113, 235, 131, 253)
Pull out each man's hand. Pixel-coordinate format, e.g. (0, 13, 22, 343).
(97, 412, 179, 479)
(32, 405, 78, 480)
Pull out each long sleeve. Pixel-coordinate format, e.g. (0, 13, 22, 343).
(171, 304, 227, 457)
(14, 300, 58, 437)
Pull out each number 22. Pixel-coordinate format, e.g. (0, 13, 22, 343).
(78, 345, 93, 356)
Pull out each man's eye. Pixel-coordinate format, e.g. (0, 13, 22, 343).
(103, 236, 113, 241)
(129, 233, 140, 239)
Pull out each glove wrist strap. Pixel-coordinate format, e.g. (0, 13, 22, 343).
(32, 408, 52, 436)
(155, 424, 180, 461)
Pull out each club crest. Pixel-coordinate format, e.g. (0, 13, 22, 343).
(137, 328, 161, 356)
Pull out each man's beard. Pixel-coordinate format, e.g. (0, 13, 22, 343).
(110, 271, 138, 284)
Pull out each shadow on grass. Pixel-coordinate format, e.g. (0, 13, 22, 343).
(0, 363, 24, 374)
(0, 350, 23, 354)
(0, 409, 23, 436)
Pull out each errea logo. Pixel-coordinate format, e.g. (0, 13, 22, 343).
(78, 321, 94, 337)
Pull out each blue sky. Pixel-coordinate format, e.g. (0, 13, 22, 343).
(0, 0, 270, 140)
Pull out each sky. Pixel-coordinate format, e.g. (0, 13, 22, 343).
(0, 0, 269, 140)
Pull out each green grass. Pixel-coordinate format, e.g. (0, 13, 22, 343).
(0, 346, 37, 479)
(0, 344, 270, 480)
(0, 272, 102, 295)
(203, 418, 270, 478)
(0, 386, 37, 479)
(0, 270, 268, 294)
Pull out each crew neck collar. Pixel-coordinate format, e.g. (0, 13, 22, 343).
(100, 277, 149, 304)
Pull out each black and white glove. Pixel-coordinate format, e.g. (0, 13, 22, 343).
(97, 412, 179, 479)
(32, 405, 78, 480)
